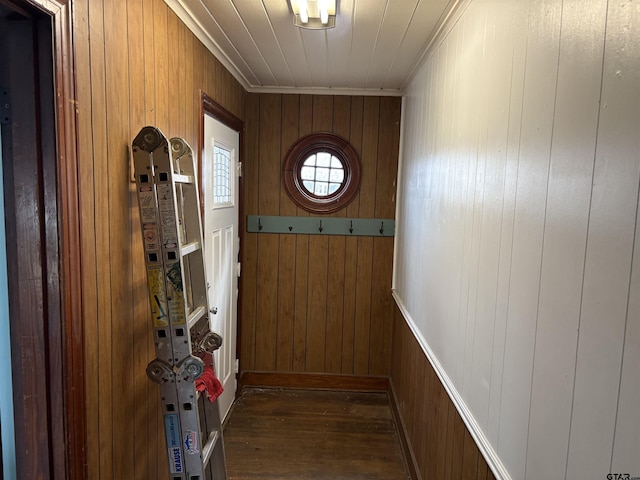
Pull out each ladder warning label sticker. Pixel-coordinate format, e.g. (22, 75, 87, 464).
(168, 295, 186, 324)
(143, 228, 158, 250)
(164, 414, 184, 473)
(166, 263, 186, 325)
(156, 185, 179, 244)
(147, 266, 168, 327)
(160, 215, 178, 245)
(157, 185, 174, 211)
(138, 188, 157, 223)
(184, 430, 199, 455)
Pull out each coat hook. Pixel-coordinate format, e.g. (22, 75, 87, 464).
(288, 225, 293, 231)
(258, 217, 263, 231)
(319, 220, 323, 233)
(379, 221, 384, 234)
(349, 220, 354, 234)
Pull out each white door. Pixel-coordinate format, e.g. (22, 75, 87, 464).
(202, 114, 239, 421)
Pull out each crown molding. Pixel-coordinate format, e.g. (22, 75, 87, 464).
(164, 0, 253, 90)
(246, 85, 403, 97)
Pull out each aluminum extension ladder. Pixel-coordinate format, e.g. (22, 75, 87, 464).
(132, 126, 227, 479)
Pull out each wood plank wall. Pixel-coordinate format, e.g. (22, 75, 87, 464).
(72, 1, 245, 478)
(241, 93, 400, 377)
(391, 308, 498, 480)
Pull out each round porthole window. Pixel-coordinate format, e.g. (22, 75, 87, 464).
(283, 132, 361, 214)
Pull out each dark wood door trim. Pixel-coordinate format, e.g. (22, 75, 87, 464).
(55, 5, 86, 480)
(22, 1, 86, 479)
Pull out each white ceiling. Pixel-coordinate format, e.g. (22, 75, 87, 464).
(166, 0, 459, 96)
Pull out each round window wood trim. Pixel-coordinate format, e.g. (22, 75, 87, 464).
(283, 132, 361, 214)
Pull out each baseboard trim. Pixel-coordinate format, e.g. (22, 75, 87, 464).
(238, 371, 390, 393)
(388, 379, 423, 480)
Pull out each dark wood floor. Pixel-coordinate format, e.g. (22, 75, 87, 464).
(223, 388, 410, 480)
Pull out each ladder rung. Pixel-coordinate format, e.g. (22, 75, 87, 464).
(202, 430, 220, 468)
(181, 241, 201, 256)
(174, 173, 194, 184)
(187, 305, 206, 329)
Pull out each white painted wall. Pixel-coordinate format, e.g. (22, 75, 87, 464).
(393, 0, 640, 479)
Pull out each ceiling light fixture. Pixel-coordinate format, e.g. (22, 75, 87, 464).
(290, 0, 336, 30)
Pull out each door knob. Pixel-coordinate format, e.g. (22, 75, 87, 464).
(210, 306, 218, 314)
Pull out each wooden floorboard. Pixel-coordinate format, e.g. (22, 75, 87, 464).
(223, 388, 410, 479)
